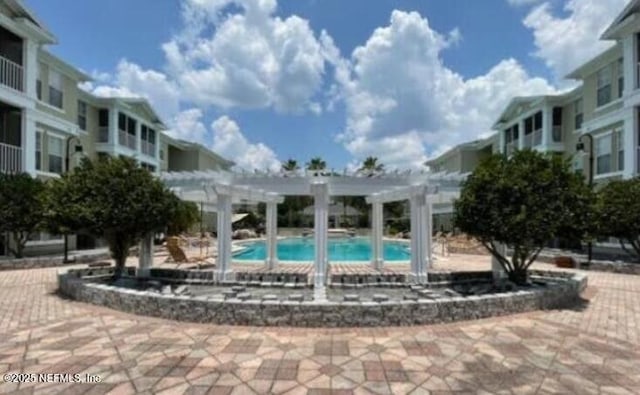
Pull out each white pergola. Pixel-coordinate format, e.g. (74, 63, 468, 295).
(159, 169, 466, 286)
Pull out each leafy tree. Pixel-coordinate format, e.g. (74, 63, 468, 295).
(306, 157, 327, 171)
(44, 175, 90, 263)
(281, 159, 299, 174)
(166, 197, 200, 236)
(0, 173, 46, 258)
(48, 157, 179, 278)
(454, 150, 594, 284)
(597, 178, 640, 262)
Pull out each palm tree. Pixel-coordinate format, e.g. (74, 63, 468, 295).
(281, 159, 299, 176)
(306, 157, 327, 172)
(359, 156, 384, 176)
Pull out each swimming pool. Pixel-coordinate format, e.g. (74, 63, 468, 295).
(233, 237, 411, 262)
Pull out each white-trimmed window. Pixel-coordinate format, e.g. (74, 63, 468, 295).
(35, 131, 42, 171)
(48, 69, 64, 109)
(615, 129, 624, 171)
(574, 98, 583, 130)
(595, 134, 612, 175)
(597, 65, 612, 107)
(47, 135, 64, 174)
(616, 58, 624, 98)
(77, 100, 87, 131)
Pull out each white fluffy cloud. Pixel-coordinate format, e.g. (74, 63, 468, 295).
(211, 116, 281, 172)
(523, 0, 628, 80)
(338, 10, 554, 169)
(162, 0, 331, 113)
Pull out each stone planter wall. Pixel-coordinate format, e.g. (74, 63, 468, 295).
(537, 251, 640, 275)
(0, 251, 111, 271)
(58, 268, 587, 327)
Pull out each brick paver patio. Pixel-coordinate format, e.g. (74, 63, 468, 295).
(1, 254, 640, 394)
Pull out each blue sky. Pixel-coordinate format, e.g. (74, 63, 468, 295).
(26, 0, 628, 171)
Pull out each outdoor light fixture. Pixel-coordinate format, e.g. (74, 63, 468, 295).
(576, 133, 594, 264)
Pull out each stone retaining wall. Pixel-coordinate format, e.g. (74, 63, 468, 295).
(0, 251, 111, 271)
(58, 268, 587, 327)
(536, 252, 640, 275)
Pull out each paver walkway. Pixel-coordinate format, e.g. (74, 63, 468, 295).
(1, 255, 639, 394)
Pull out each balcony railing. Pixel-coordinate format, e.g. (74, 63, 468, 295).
(505, 142, 516, 156)
(141, 140, 155, 157)
(118, 130, 137, 150)
(98, 127, 109, 143)
(524, 133, 533, 148)
(0, 55, 23, 92)
(0, 142, 23, 173)
(552, 126, 562, 143)
(533, 129, 543, 146)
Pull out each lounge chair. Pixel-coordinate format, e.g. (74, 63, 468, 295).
(165, 237, 215, 267)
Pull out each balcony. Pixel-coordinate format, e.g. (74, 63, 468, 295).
(505, 142, 516, 156)
(141, 140, 155, 157)
(533, 129, 542, 146)
(552, 126, 562, 143)
(0, 55, 23, 92)
(118, 130, 136, 150)
(524, 133, 533, 148)
(0, 142, 22, 173)
(98, 127, 109, 143)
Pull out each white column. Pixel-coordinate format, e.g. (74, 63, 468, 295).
(22, 108, 36, 175)
(216, 193, 233, 281)
(409, 186, 428, 283)
(491, 242, 507, 281)
(135, 119, 142, 152)
(311, 182, 329, 288)
(423, 201, 433, 272)
(622, 34, 636, 94)
(265, 201, 278, 270)
(138, 233, 153, 277)
(517, 119, 525, 150)
(518, 119, 525, 150)
(23, 39, 38, 98)
(371, 202, 383, 271)
(542, 105, 551, 148)
(499, 129, 506, 154)
(110, 106, 118, 146)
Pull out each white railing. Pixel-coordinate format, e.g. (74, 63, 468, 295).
(505, 142, 516, 156)
(98, 127, 109, 143)
(552, 126, 562, 143)
(533, 129, 543, 146)
(0, 142, 23, 173)
(0, 55, 23, 92)
(118, 130, 137, 150)
(524, 133, 533, 148)
(141, 140, 155, 157)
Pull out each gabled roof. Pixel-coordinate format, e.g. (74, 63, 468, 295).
(171, 139, 236, 168)
(39, 50, 92, 82)
(89, 96, 167, 129)
(4, 0, 56, 44)
(601, 0, 640, 40)
(424, 133, 496, 166)
(565, 43, 621, 80)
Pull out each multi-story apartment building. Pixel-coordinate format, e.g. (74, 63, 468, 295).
(0, 0, 233, 257)
(494, 0, 640, 183)
(423, 135, 498, 231)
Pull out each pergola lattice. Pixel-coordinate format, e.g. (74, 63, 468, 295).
(159, 169, 467, 287)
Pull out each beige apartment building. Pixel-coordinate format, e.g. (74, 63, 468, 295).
(0, 0, 233, 257)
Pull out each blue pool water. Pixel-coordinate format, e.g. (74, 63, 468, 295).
(233, 237, 411, 262)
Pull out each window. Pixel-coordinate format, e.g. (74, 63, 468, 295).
(597, 65, 612, 107)
(574, 98, 583, 130)
(595, 134, 612, 175)
(48, 135, 63, 174)
(77, 100, 87, 131)
(48, 69, 64, 109)
(552, 107, 562, 142)
(617, 58, 624, 98)
(35, 132, 42, 171)
(616, 129, 624, 171)
(159, 148, 164, 160)
(533, 111, 543, 131)
(140, 163, 156, 172)
(118, 112, 126, 132)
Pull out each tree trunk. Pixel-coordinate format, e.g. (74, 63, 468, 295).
(507, 268, 528, 286)
(10, 232, 26, 258)
(108, 234, 132, 280)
